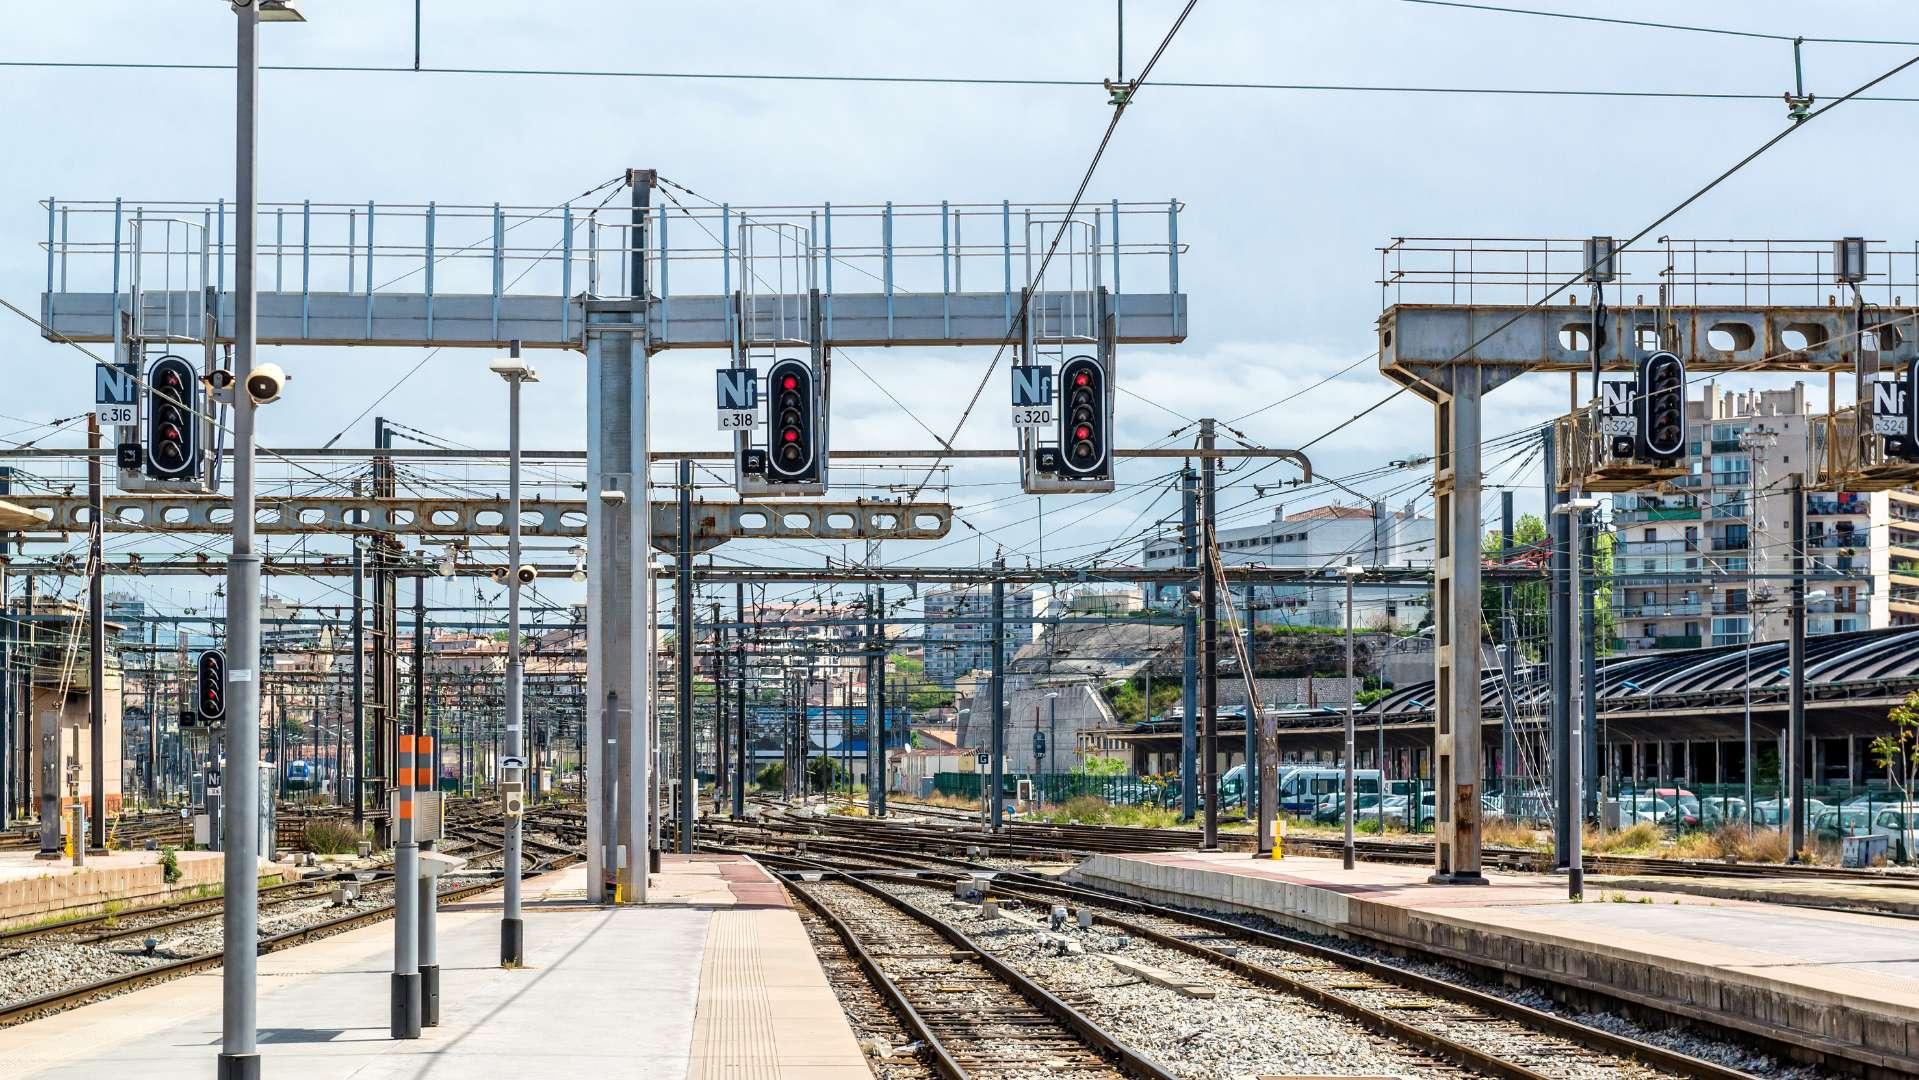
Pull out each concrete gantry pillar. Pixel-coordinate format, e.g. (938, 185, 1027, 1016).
(585, 298, 651, 904)
(1427, 369, 1489, 884)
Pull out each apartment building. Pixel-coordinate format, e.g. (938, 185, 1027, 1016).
(1612, 383, 1884, 652)
(1140, 501, 1435, 630)
(922, 585, 1037, 688)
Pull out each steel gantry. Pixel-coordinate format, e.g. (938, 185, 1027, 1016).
(36, 171, 1190, 904)
(1378, 234, 1919, 882)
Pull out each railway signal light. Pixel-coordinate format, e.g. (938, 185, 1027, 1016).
(1636, 351, 1687, 463)
(145, 355, 200, 482)
(765, 358, 822, 485)
(1056, 356, 1111, 481)
(197, 649, 226, 724)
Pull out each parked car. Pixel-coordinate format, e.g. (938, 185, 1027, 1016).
(1698, 796, 1747, 826)
(1870, 806, 1919, 862)
(1312, 791, 1384, 824)
(1749, 797, 1828, 828)
(1813, 806, 1874, 840)
(1380, 792, 1436, 830)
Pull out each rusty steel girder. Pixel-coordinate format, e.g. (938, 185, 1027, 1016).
(7, 493, 952, 550)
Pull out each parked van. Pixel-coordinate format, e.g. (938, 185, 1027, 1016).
(1217, 765, 1382, 814)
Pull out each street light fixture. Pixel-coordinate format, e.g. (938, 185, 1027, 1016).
(1553, 496, 1600, 901)
(221, 1, 303, 1075)
(493, 344, 535, 969)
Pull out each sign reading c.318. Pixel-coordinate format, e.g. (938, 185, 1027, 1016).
(715, 367, 758, 432)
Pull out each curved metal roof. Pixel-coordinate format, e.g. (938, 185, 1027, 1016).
(1367, 625, 1919, 719)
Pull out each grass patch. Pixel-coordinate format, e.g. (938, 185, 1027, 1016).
(1030, 795, 1184, 829)
(302, 819, 365, 855)
(159, 846, 182, 884)
(1584, 821, 1662, 854)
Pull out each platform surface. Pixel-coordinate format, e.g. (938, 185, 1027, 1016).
(1073, 850, 1919, 1071)
(0, 853, 867, 1080)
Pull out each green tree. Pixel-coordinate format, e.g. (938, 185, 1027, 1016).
(1871, 691, 1919, 809)
(1480, 513, 1615, 657)
(1074, 756, 1127, 777)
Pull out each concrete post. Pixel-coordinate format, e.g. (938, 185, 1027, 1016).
(1430, 373, 1488, 884)
(416, 734, 439, 1027)
(733, 582, 747, 819)
(1789, 472, 1808, 859)
(390, 732, 420, 1039)
(675, 458, 694, 853)
(500, 346, 528, 958)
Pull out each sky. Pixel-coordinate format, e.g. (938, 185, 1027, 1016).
(4, 0, 1919, 623)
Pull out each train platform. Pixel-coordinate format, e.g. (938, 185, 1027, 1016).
(1069, 850, 1919, 1075)
(0, 847, 235, 931)
(0, 853, 868, 1080)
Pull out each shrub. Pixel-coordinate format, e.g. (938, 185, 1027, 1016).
(303, 819, 365, 855)
(1584, 821, 1661, 854)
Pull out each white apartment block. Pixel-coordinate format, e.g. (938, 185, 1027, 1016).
(1141, 501, 1435, 630)
(1612, 382, 1888, 652)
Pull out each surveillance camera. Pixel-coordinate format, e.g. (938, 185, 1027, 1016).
(490, 566, 509, 584)
(516, 566, 538, 586)
(598, 489, 627, 505)
(207, 369, 236, 391)
(244, 363, 288, 405)
(1185, 589, 1203, 605)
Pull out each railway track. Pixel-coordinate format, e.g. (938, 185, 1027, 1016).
(760, 848, 1743, 1080)
(716, 817, 1812, 1079)
(0, 805, 580, 1029)
(777, 857, 1178, 1080)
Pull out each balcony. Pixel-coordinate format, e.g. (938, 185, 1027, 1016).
(1807, 495, 1870, 516)
(1616, 602, 1703, 618)
(1618, 539, 1698, 556)
(1709, 536, 1749, 551)
(1712, 598, 1750, 614)
(1806, 532, 1863, 550)
(1710, 438, 1744, 453)
(1709, 502, 1748, 520)
(1623, 634, 1703, 650)
(1640, 506, 1700, 522)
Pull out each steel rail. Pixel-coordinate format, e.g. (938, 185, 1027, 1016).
(755, 850, 1179, 1080)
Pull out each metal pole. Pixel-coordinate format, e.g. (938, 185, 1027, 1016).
(1343, 567, 1356, 870)
(1566, 505, 1586, 900)
(352, 540, 364, 832)
(219, 5, 263, 1073)
(1498, 490, 1514, 810)
(1179, 465, 1197, 821)
(874, 586, 887, 817)
(413, 581, 425, 792)
(1200, 420, 1220, 850)
(1546, 428, 1571, 867)
(500, 344, 526, 965)
(713, 601, 725, 815)
(1241, 578, 1255, 817)
(990, 557, 1006, 830)
(1788, 473, 1807, 860)
(675, 458, 694, 852)
(866, 590, 879, 814)
(733, 582, 746, 818)
(87, 414, 104, 851)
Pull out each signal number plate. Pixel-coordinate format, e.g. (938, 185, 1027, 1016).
(717, 409, 756, 432)
(98, 405, 136, 426)
(1011, 406, 1053, 430)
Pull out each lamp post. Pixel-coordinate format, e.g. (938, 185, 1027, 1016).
(489, 347, 538, 968)
(1553, 496, 1600, 901)
(221, 4, 302, 1077)
(1341, 561, 1364, 870)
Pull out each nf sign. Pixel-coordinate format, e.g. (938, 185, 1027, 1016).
(95, 362, 137, 426)
(1010, 364, 1053, 429)
(715, 368, 758, 432)
(1598, 377, 1635, 437)
(1872, 378, 1906, 437)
